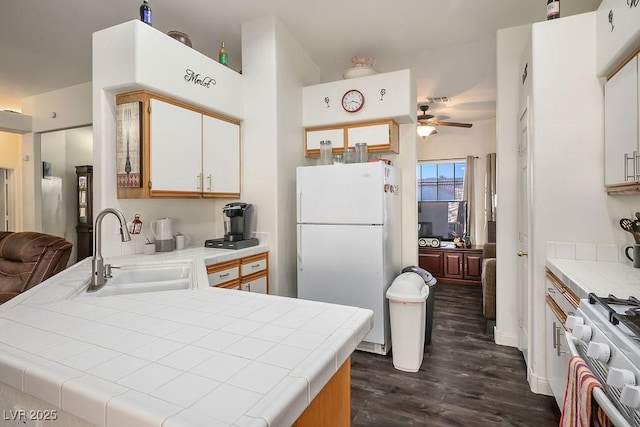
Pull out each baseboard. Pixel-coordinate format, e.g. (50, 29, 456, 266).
(493, 328, 518, 347)
(527, 365, 553, 396)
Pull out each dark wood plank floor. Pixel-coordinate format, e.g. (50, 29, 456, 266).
(351, 283, 561, 426)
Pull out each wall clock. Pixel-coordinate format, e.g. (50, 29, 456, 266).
(341, 89, 364, 113)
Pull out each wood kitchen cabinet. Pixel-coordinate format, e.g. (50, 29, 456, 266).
(418, 247, 483, 285)
(207, 252, 269, 294)
(116, 90, 240, 199)
(604, 54, 640, 192)
(304, 119, 399, 157)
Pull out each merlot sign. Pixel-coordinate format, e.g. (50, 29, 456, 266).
(184, 69, 216, 89)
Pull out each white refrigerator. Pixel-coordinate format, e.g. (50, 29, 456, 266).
(296, 162, 401, 355)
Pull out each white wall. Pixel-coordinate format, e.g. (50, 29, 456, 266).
(41, 127, 93, 262)
(241, 16, 321, 297)
(416, 118, 496, 246)
(275, 19, 323, 296)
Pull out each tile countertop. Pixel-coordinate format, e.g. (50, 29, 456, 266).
(0, 245, 374, 427)
(546, 258, 640, 300)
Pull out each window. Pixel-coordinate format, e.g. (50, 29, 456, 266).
(417, 160, 467, 241)
(417, 160, 465, 201)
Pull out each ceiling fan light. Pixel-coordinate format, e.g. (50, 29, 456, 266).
(417, 124, 436, 138)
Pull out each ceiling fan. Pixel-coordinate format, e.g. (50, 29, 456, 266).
(417, 104, 472, 138)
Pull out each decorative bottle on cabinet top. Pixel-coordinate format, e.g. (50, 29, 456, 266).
(546, 0, 560, 20)
(219, 42, 228, 66)
(140, 0, 152, 25)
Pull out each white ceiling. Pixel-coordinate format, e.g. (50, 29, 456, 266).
(0, 0, 601, 123)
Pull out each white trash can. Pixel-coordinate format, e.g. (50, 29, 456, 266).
(386, 272, 429, 372)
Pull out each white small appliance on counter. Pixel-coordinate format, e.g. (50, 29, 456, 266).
(296, 162, 401, 355)
(151, 217, 174, 252)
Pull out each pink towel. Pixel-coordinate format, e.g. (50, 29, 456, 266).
(560, 356, 611, 427)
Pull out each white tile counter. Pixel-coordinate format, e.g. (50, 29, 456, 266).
(546, 258, 640, 300)
(0, 246, 373, 426)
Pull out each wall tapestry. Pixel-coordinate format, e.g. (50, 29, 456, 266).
(116, 102, 142, 188)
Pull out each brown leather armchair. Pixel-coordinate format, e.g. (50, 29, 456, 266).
(481, 242, 496, 333)
(0, 231, 72, 304)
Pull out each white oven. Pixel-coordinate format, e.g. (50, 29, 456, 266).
(565, 293, 640, 427)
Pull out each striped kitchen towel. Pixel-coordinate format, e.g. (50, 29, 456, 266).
(560, 356, 611, 427)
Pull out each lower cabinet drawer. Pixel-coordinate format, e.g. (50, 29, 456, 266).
(241, 254, 267, 276)
(207, 260, 240, 287)
(241, 274, 268, 294)
(216, 280, 241, 290)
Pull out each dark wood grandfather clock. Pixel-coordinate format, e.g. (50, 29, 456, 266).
(75, 165, 93, 261)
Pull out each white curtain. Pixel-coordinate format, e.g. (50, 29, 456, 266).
(486, 153, 497, 222)
(462, 155, 475, 241)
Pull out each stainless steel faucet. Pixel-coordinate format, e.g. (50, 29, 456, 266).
(87, 208, 131, 292)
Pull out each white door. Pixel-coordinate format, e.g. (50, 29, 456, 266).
(297, 162, 390, 225)
(202, 115, 240, 195)
(150, 99, 202, 192)
(517, 97, 532, 363)
(297, 223, 385, 344)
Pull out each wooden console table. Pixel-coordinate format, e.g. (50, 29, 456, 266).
(418, 246, 483, 286)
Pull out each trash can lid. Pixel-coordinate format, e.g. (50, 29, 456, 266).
(401, 265, 437, 286)
(386, 272, 429, 302)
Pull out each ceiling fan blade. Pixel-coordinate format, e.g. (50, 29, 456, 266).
(434, 121, 473, 128)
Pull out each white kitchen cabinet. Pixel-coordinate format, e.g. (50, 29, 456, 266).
(604, 55, 640, 190)
(305, 127, 345, 153)
(241, 274, 268, 294)
(545, 297, 570, 408)
(304, 120, 399, 157)
(151, 99, 203, 193)
(202, 115, 240, 196)
(116, 90, 241, 199)
(346, 121, 398, 150)
(596, 0, 640, 77)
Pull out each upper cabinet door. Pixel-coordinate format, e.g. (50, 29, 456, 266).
(202, 115, 240, 196)
(150, 99, 202, 192)
(604, 56, 639, 186)
(596, 0, 640, 77)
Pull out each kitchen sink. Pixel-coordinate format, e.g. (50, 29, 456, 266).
(80, 263, 193, 297)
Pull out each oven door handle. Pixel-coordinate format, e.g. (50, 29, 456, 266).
(564, 331, 632, 427)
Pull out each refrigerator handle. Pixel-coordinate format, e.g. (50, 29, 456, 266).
(297, 192, 302, 222)
(297, 225, 302, 269)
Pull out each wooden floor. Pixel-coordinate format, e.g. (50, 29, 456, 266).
(351, 283, 561, 426)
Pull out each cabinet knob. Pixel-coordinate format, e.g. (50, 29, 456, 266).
(517, 250, 528, 257)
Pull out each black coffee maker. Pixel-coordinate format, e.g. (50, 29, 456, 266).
(205, 202, 259, 250)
